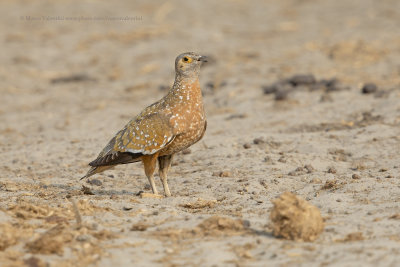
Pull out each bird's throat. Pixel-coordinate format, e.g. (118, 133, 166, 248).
(171, 76, 202, 103)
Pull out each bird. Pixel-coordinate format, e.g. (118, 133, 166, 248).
(81, 52, 208, 197)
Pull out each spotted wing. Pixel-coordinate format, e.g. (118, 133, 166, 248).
(89, 113, 174, 167)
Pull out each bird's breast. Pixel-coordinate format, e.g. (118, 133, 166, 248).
(160, 99, 206, 155)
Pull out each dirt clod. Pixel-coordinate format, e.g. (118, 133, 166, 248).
(213, 171, 232, 177)
(340, 232, 365, 242)
(0, 224, 21, 251)
(288, 167, 306, 176)
(253, 137, 265, 144)
(197, 216, 248, 236)
(327, 167, 337, 174)
(181, 198, 217, 209)
(131, 222, 148, 231)
(243, 143, 251, 149)
(24, 256, 47, 267)
(270, 192, 324, 242)
(81, 185, 94, 195)
(311, 178, 322, 184)
(321, 179, 345, 191)
(304, 164, 315, 173)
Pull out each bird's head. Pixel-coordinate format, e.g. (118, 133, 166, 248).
(175, 52, 207, 78)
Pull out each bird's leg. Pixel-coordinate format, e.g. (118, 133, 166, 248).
(158, 155, 173, 197)
(141, 154, 159, 195)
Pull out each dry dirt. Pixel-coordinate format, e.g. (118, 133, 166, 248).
(270, 192, 324, 242)
(1, 0, 400, 266)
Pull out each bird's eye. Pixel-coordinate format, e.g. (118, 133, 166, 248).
(183, 57, 192, 63)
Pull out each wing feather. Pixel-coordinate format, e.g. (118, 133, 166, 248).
(87, 112, 174, 167)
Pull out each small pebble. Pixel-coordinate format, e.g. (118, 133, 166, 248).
(278, 156, 286, 163)
(87, 179, 102, 186)
(81, 185, 94, 195)
(288, 167, 305, 176)
(243, 143, 251, 149)
(205, 82, 215, 90)
(327, 167, 337, 174)
(262, 84, 278, 94)
(253, 138, 265, 144)
(311, 178, 322, 184)
(296, 167, 304, 172)
(288, 74, 316, 86)
(323, 78, 342, 92)
(131, 223, 148, 231)
(264, 156, 272, 163)
(304, 164, 314, 173)
(220, 171, 232, 177)
(158, 85, 169, 91)
(361, 83, 377, 94)
(76, 234, 92, 242)
(352, 174, 361, 180)
(212, 171, 232, 177)
(274, 89, 289, 101)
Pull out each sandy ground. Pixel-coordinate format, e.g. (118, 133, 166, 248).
(1, 0, 400, 266)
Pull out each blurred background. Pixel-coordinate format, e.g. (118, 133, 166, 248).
(1, 0, 399, 117)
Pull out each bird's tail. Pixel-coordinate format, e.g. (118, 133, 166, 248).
(80, 166, 114, 180)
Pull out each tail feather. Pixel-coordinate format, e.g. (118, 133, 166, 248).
(80, 152, 141, 180)
(80, 166, 114, 180)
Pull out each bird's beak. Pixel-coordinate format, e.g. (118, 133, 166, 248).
(198, 56, 208, 62)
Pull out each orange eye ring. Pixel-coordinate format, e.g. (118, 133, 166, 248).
(182, 56, 193, 63)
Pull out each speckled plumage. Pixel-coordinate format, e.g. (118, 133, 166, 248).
(81, 52, 207, 196)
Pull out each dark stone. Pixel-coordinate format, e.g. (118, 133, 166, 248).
(253, 138, 265, 144)
(87, 179, 102, 186)
(51, 74, 95, 84)
(243, 143, 251, 149)
(274, 89, 289, 101)
(262, 84, 279, 94)
(288, 74, 316, 86)
(362, 83, 377, 94)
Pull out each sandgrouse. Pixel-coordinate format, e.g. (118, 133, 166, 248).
(81, 52, 207, 197)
